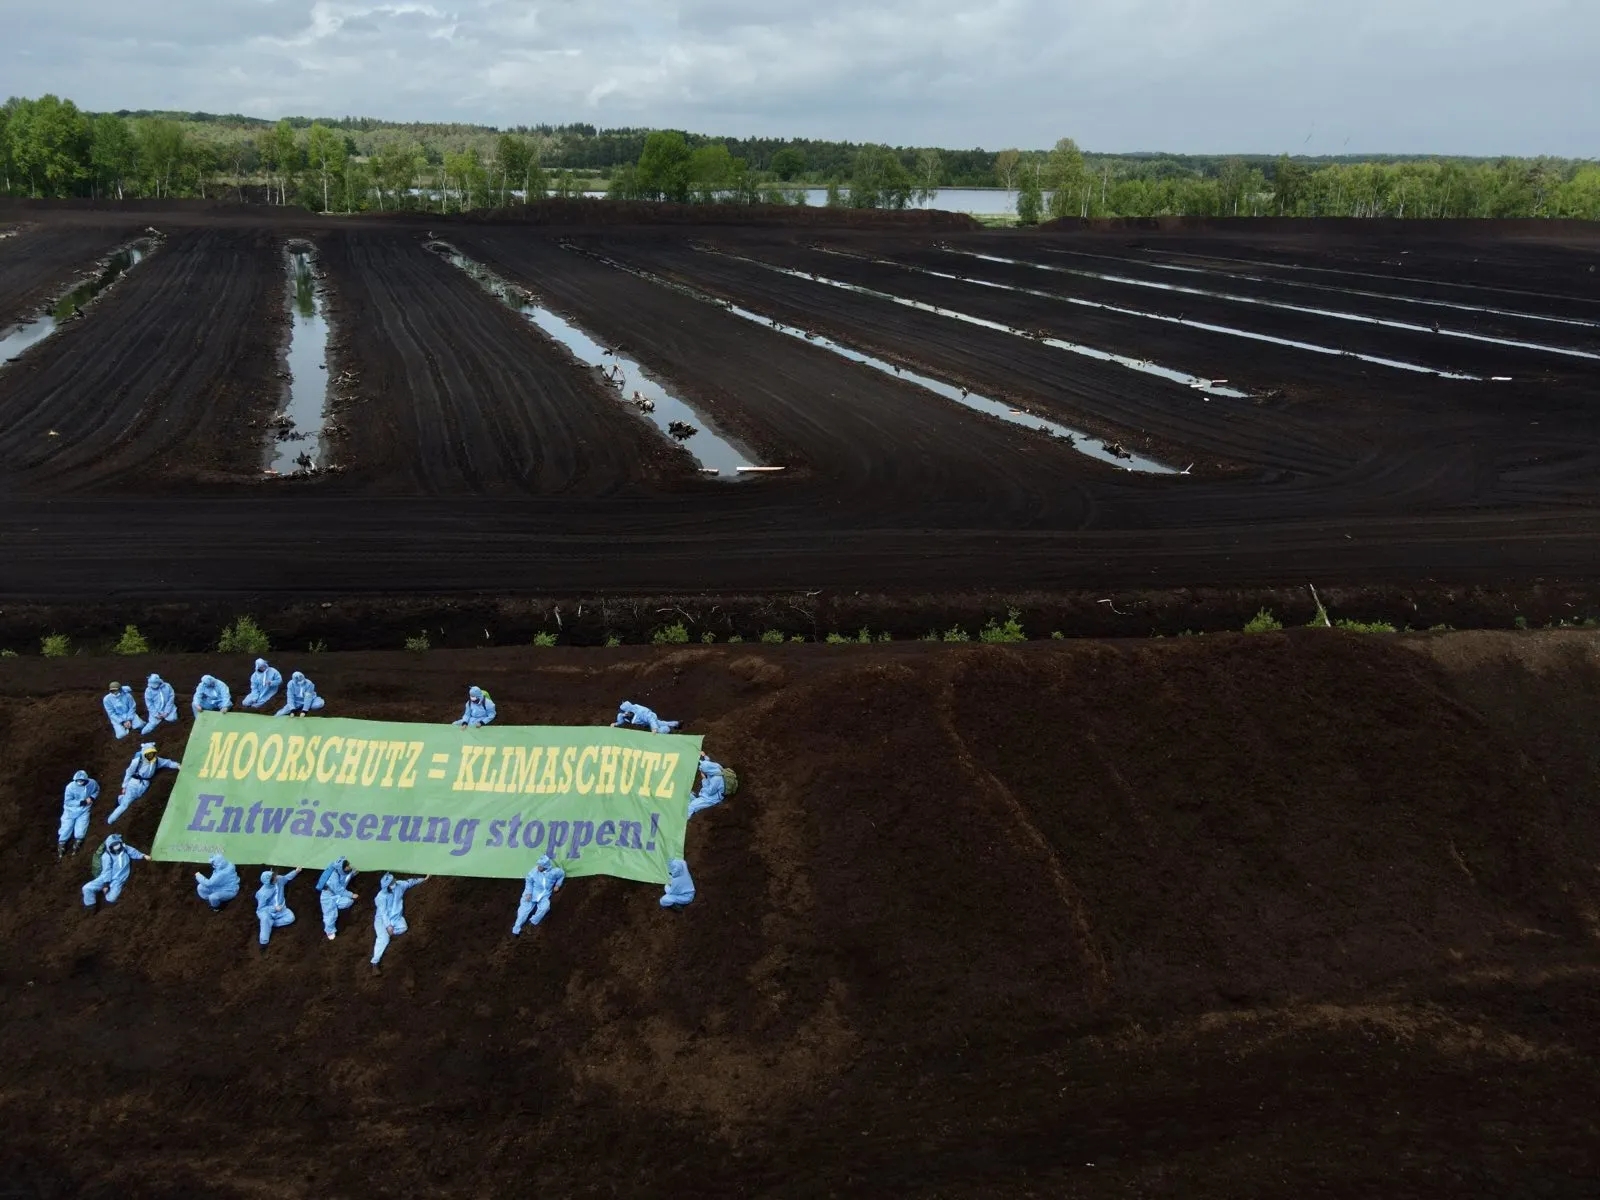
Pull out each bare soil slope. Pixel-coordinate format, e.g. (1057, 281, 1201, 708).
(1, 633, 1597, 1197)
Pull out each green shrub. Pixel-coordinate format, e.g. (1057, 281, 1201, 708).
(1242, 608, 1282, 633)
(920, 630, 939, 641)
(701, 631, 716, 644)
(0, 648, 17, 658)
(112, 624, 150, 655)
(1177, 629, 1202, 638)
(307, 639, 328, 653)
(604, 634, 622, 648)
(532, 631, 558, 647)
(404, 632, 431, 652)
(825, 632, 850, 644)
(979, 608, 1026, 643)
(941, 626, 970, 643)
(1335, 618, 1397, 634)
(218, 616, 270, 655)
(1050, 630, 1064, 640)
(759, 629, 785, 645)
(726, 634, 743, 645)
(877, 632, 892, 642)
(1428, 624, 1454, 633)
(1513, 615, 1529, 630)
(41, 633, 71, 658)
(652, 622, 690, 645)
(790, 635, 805, 644)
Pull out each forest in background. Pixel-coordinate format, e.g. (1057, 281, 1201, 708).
(3, 95, 1597, 220)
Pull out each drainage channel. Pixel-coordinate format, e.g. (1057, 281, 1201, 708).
(1023, 245, 1600, 331)
(0, 238, 155, 366)
(266, 243, 334, 476)
(574, 245, 1177, 474)
(801, 247, 1483, 383)
(429, 243, 755, 479)
(711, 248, 1254, 396)
(952, 249, 1600, 363)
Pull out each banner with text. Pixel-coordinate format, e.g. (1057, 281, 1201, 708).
(150, 713, 701, 883)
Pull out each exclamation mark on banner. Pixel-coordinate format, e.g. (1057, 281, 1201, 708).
(646, 812, 659, 851)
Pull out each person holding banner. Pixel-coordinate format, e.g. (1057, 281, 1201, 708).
(660, 858, 695, 908)
(688, 757, 725, 818)
(192, 675, 232, 718)
(108, 742, 181, 823)
(512, 855, 565, 935)
(276, 671, 326, 718)
(371, 873, 428, 971)
(317, 857, 359, 939)
(614, 701, 679, 734)
(255, 867, 302, 948)
(81, 834, 148, 908)
(453, 685, 497, 728)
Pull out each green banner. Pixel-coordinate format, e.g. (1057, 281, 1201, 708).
(150, 713, 701, 884)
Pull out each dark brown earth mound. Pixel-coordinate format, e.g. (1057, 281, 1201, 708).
(2, 633, 1597, 1197)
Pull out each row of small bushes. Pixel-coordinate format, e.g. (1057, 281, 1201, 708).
(7, 609, 1597, 658)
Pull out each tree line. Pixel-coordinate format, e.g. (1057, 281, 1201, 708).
(4, 95, 1596, 220)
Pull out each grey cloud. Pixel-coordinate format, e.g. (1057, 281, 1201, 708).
(2, 0, 1594, 153)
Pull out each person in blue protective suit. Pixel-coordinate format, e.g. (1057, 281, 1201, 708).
(57, 770, 99, 859)
(194, 854, 240, 911)
(192, 674, 232, 718)
(316, 856, 359, 939)
(276, 671, 325, 717)
(255, 867, 302, 948)
(103, 682, 140, 739)
(140, 673, 178, 735)
(613, 700, 679, 734)
(371, 872, 427, 971)
(688, 755, 725, 818)
(453, 685, 496, 728)
(82, 833, 148, 908)
(512, 855, 565, 935)
(241, 658, 283, 710)
(660, 858, 695, 908)
(108, 742, 181, 824)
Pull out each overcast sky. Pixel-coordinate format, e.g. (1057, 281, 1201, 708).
(7, 0, 1597, 154)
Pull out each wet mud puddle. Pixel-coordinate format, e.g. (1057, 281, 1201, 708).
(955, 250, 1599, 365)
(712, 248, 1253, 397)
(581, 247, 1176, 473)
(267, 244, 333, 475)
(0, 238, 154, 366)
(802, 247, 1483, 382)
(431, 243, 756, 478)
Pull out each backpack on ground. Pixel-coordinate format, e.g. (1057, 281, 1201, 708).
(721, 767, 739, 797)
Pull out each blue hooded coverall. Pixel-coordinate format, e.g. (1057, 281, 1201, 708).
(614, 701, 679, 734)
(58, 771, 99, 850)
(192, 675, 232, 717)
(660, 858, 695, 908)
(255, 868, 301, 945)
(276, 671, 325, 717)
(454, 686, 496, 727)
(512, 855, 565, 934)
(103, 684, 140, 739)
(242, 659, 283, 709)
(317, 857, 358, 937)
(82, 836, 147, 906)
(688, 758, 725, 817)
(141, 674, 178, 735)
(195, 854, 240, 909)
(372, 873, 424, 964)
(108, 744, 181, 823)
